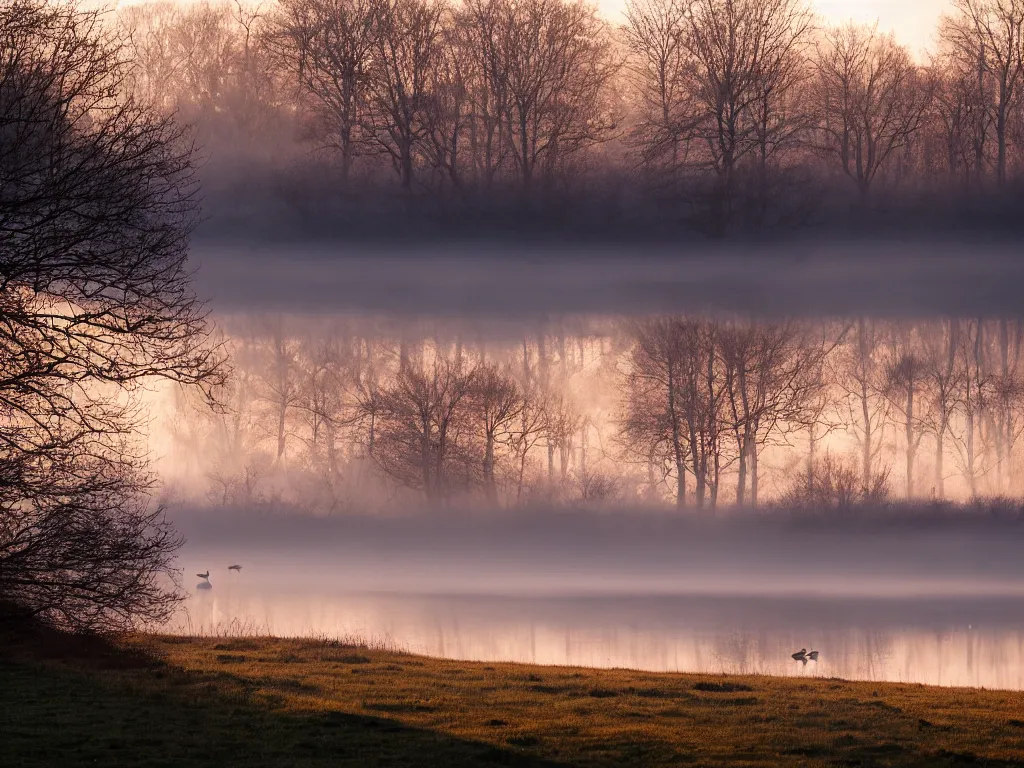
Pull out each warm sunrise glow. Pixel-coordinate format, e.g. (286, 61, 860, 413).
(595, 0, 944, 54)
(115, 0, 949, 55)
(9, 0, 1024, 763)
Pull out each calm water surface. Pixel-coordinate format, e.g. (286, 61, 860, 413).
(176, 580, 1024, 691)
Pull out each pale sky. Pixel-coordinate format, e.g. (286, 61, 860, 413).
(111, 0, 950, 59)
(602, 0, 949, 56)
(814, 0, 947, 54)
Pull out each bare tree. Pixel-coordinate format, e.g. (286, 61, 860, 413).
(918, 319, 962, 497)
(457, 0, 512, 188)
(881, 325, 927, 499)
(682, 0, 814, 230)
(271, 0, 382, 181)
(622, 0, 693, 168)
(941, 0, 1024, 186)
(927, 50, 993, 187)
(294, 327, 359, 480)
(369, 0, 446, 190)
(471, 364, 524, 501)
(547, 392, 583, 485)
(0, 0, 223, 631)
(422, 14, 473, 193)
(620, 318, 692, 507)
(118, 1, 186, 110)
(252, 316, 302, 463)
(508, 380, 551, 503)
(830, 319, 890, 494)
(990, 319, 1024, 492)
(365, 356, 478, 500)
(813, 24, 931, 205)
(952, 318, 993, 496)
(621, 318, 729, 509)
(491, 0, 618, 190)
(720, 319, 822, 507)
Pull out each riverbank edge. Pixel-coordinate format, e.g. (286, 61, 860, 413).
(4, 627, 1024, 767)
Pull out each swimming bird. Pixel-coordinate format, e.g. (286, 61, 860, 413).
(806, 650, 819, 661)
(791, 648, 807, 661)
(228, 564, 242, 571)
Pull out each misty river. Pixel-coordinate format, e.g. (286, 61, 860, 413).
(176, 583, 1024, 690)
(171, 513, 1024, 691)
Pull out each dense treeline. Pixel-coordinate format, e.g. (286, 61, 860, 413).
(116, 0, 1024, 236)
(161, 315, 1024, 513)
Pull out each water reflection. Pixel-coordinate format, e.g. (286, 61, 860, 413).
(175, 585, 1024, 690)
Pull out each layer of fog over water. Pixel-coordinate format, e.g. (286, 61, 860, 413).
(171, 514, 1024, 689)
(92, 0, 1024, 691)
(192, 239, 1024, 318)
(156, 239, 1024, 690)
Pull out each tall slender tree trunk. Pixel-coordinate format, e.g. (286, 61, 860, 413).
(421, 418, 432, 499)
(580, 420, 588, 477)
(858, 318, 873, 493)
(484, 432, 496, 502)
(647, 445, 659, 501)
(749, 438, 759, 509)
(997, 94, 1007, 186)
(668, 364, 686, 509)
(276, 402, 287, 462)
(735, 441, 747, 507)
(538, 331, 554, 485)
(808, 420, 817, 492)
(905, 387, 915, 499)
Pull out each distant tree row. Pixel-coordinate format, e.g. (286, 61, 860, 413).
(162, 315, 1024, 513)
(115, 0, 1024, 234)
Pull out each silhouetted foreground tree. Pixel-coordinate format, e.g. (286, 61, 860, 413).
(0, 0, 223, 631)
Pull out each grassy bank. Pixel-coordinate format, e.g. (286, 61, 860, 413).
(3, 631, 1024, 767)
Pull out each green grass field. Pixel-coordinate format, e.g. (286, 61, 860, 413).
(3, 628, 1024, 767)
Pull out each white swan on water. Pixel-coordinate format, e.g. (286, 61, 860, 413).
(196, 571, 212, 590)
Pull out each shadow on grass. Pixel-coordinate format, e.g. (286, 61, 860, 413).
(0, 623, 567, 768)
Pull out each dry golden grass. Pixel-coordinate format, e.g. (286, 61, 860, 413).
(4, 630, 1024, 766)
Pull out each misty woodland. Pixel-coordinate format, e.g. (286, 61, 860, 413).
(6, 0, 1024, 633)
(163, 316, 1024, 514)
(122, 0, 1024, 235)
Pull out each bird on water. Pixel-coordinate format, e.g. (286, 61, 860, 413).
(197, 571, 212, 590)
